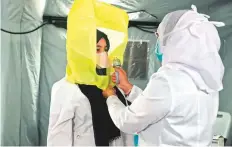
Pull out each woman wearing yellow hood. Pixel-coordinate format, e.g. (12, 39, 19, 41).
(47, 1, 132, 146)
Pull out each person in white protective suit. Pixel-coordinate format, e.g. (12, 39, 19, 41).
(102, 5, 225, 146)
(47, 30, 133, 146)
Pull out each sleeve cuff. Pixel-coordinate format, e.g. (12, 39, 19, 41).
(126, 85, 143, 102)
(107, 95, 119, 104)
(106, 95, 126, 108)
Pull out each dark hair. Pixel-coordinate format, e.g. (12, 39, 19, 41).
(97, 29, 110, 51)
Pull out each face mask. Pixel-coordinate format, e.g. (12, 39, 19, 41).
(155, 39, 163, 62)
(96, 52, 110, 68)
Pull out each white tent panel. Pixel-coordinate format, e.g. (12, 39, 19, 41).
(44, 0, 73, 16)
(1, 0, 46, 145)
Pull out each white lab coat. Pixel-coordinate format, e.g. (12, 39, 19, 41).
(47, 78, 133, 146)
(107, 67, 219, 146)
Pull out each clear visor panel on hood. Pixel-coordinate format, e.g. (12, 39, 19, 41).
(95, 27, 125, 76)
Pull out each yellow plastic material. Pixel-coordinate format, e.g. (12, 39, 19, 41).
(66, 0, 129, 90)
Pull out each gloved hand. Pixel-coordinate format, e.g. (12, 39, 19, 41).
(112, 68, 133, 95)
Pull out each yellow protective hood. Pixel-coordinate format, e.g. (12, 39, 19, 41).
(66, 0, 129, 90)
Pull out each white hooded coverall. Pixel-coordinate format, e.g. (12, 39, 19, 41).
(106, 6, 225, 146)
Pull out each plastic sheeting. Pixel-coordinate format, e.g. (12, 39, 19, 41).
(205, 2, 232, 145)
(44, 0, 73, 16)
(100, 0, 219, 21)
(1, 0, 232, 146)
(1, 0, 46, 145)
(123, 40, 149, 79)
(125, 27, 159, 90)
(219, 35, 232, 145)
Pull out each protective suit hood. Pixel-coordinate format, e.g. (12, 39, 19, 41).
(157, 5, 225, 93)
(66, 0, 129, 90)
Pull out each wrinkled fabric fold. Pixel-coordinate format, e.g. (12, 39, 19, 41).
(157, 5, 225, 93)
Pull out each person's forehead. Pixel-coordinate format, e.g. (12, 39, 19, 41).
(98, 38, 106, 43)
(97, 40, 107, 47)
